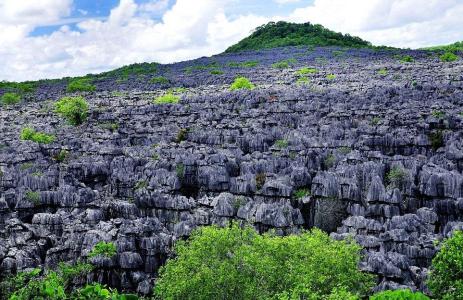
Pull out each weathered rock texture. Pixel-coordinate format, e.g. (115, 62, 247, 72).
(1, 47, 463, 294)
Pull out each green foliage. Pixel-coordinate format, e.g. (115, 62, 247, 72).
(176, 128, 189, 143)
(272, 58, 297, 69)
(400, 55, 415, 63)
(71, 283, 138, 300)
(429, 130, 444, 151)
(210, 69, 224, 75)
(154, 223, 375, 300)
(154, 93, 180, 104)
(151, 76, 170, 84)
(431, 110, 446, 119)
(296, 77, 310, 85)
(98, 62, 158, 81)
(377, 68, 388, 76)
(8, 271, 66, 300)
(54, 149, 69, 163)
(0, 81, 36, 96)
(88, 241, 117, 258)
(370, 289, 430, 300)
(99, 122, 119, 132)
(338, 146, 352, 155)
(294, 188, 311, 199)
(296, 67, 318, 76)
(185, 62, 219, 74)
(440, 52, 459, 62)
(227, 61, 259, 68)
(424, 41, 463, 53)
(1, 92, 21, 105)
(274, 139, 289, 149)
(67, 78, 96, 93)
(326, 74, 336, 80)
(427, 231, 463, 300)
(0, 268, 41, 299)
(176, 163, 185, 179)
(387, 167, 407, 187)
(230, 77, 255, 91)
(325, 154, 336, 169)
(134, 180, 148, 190)
(225, 21, 371, 53)
(371, 117, 381, 125)
(255, 173, 266, 190)
(54, 96, 89, 125)
(20, 127, 55, 144)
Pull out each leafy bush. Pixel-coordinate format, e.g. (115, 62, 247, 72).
(440, 52, 459, 62)
(210, 69, 224, 75)
(326, 74, 337, 80)
(370, 289, 430, 300)
(25, 190, 40, 205)
(54, 149, 69, 162)
(151, 76, 170, 84)
(227, 61, 259, 68)
(176, 163, 185, 179)
(400, 55, 415, 63)
(8, 271, 66, 300)
(1, 92, 21, 105)
(20, 127, 55, 144)
(88, 241, 117, 258)
(154, 224, 374, 299)
(230, 77, 255, 91)
(272, 58, 297, 69)
(427, 231, 463, 300)
(431, 110, 446, 119)
(296, 77, 310, 85)
(255, 172, 266, 190)
(154, 93, 180, 104)
(429, 130, 444, 151)
(274, 139, 288, 149)
(54, 96, 89, 125)
(294, 188, 311, 199)
(296, 67, 318, 76)
(386, 167, 407, 187)
(377, 68, 388, 76)
(67, 78, 96, 93)
(71, 283, 138, 300)
(176, 128, 188, 143)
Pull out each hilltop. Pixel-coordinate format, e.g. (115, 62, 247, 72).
(225, 21, 372, 53)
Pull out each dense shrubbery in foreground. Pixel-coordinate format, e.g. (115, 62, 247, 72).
(20, 127, 55, 144)
(370, 289, 429, 300)
(427, 230, 463, 300)
(1, 93, 21, 105)
(154, 223, 375, 299)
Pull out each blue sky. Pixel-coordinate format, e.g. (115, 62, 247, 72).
(0, 0, 462, 81)
(30, 0, 314, 36)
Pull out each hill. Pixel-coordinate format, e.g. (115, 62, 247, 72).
(225, 21, 372, 53)
(423, 40, 463, 53)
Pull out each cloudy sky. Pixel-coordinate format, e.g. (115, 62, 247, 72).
(1, 0, 462, 81)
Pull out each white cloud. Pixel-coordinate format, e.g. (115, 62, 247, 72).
(1, 0, 463, 81)
(274, 0, 301, 4)
(289, 0, 463, 48)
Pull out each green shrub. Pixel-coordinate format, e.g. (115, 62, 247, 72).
(1, 92, 21, 105)
(230, 77, 255, 91)
(227, 61, 259, 68)
(274, 139, 289, 149)
(427, 231, 463, 300)
(8, 271, 66, 300)
(151, 76, 170, 84)
(154, 93, 180, 104)
(176, 163, 185, 179)
(134, 180, 148, 190)
(429, 130, 444, 151)
(210, 69, 224, 75)
(370, 289, 430, 300)
(296, 77, 310, 85)
(272, 58, 297, 69)
(325, 154, 336, 169)
(296, 67, 318, 76)
(377, 69, 388, 76)
(54, 149, 69, 162)
(440, 52, 459, 62)
(154, 224, 374, 299)
(326, 74, 336, 80)
(20, 127, 55, 144)
(54, 96, 89, 125)
(71, 283, 138, 300)
(431, 110, 446, 119)
(294, 188, 311, 199)
(176, 128, 189, 143)
(67, 78, 96, 93)
(400, 55, 414, 63)
(386, 167, 407, 187)
(88, 241, 117, 258)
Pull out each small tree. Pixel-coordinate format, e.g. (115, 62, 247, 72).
(230, 77, 255, 91)
(1, 92, 21, 105)
(427, 231, 463, 300)
(54, 96, 89, 125)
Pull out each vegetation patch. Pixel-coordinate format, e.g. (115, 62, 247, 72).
(20, 127, 55, 144)
(230, 76, 255, 91)
(440, 52, 459, 62)
(272, 58, 297, 69)
(370, 289, 430, 300)
(150, 76, 170, 84)
(88, 241, 117, 258)
(387, 166, 407, 187)
(296, 67, 318, 76)
(326, 74, 336, 80)
(225, 21, 372, 53)
(400, 55, 415, 63)
(67, 78, 96, 93)
(154, 223, 375, 299)
(154, 93, 180, 104)
(227, 60, 259, 68)
(54, 96, 89, 125)
(274, 139, 289, 149)
(1, 92, 21, 105)
(294, 188, 311, 199)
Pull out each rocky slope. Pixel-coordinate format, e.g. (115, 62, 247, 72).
(1, 46, 463, 295)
